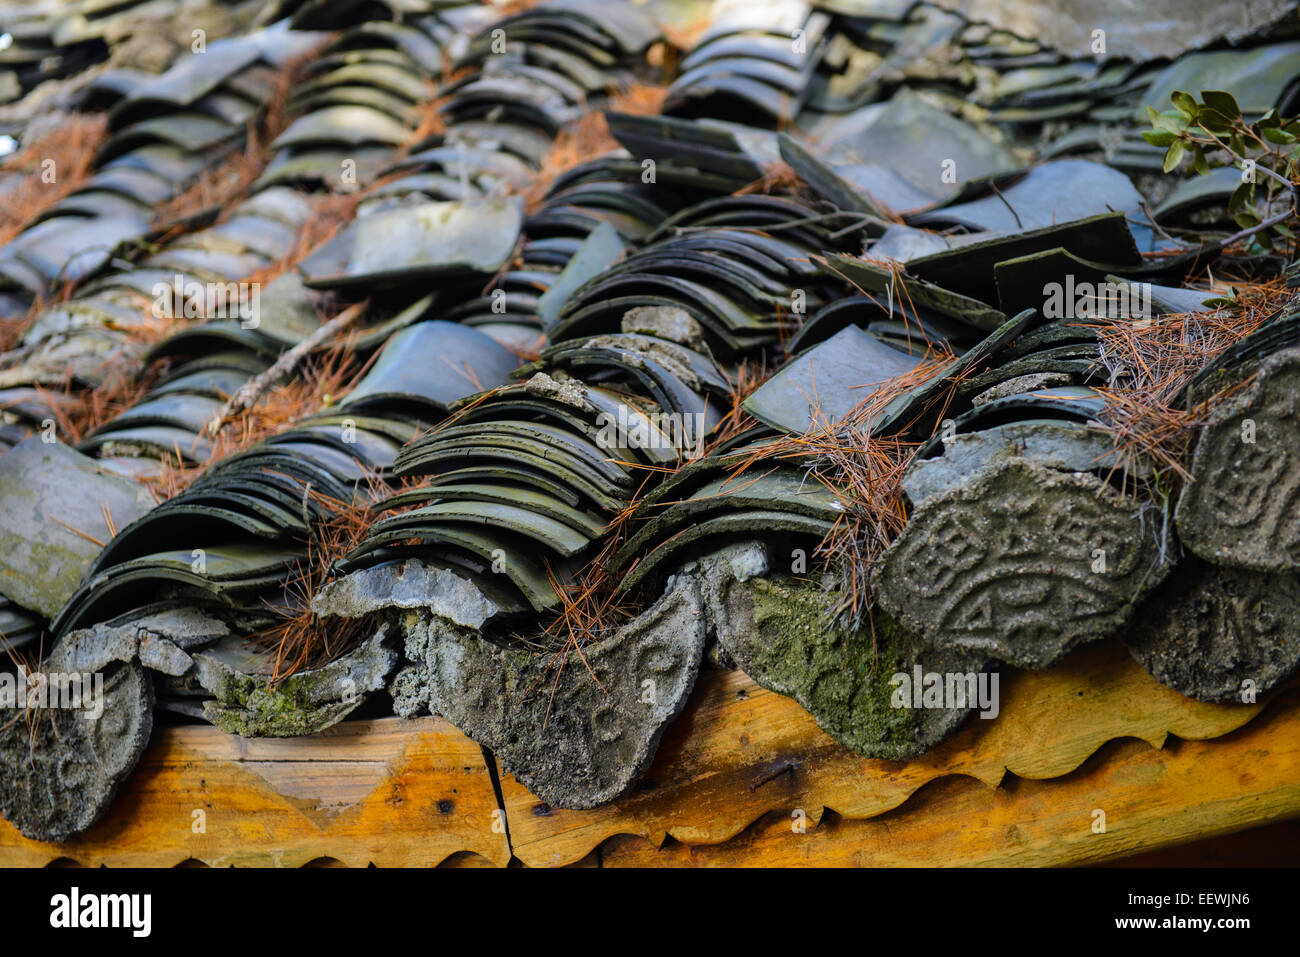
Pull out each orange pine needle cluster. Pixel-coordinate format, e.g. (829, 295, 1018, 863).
(0, 113, 109, 247)
(150, 43, 324, 231)
(523, 82, 668, 211)
(253, 471, 392, 680)
(141, 335, 369, 502)
(725, 351, 956, 631)
(1092, 276, 1292, 483)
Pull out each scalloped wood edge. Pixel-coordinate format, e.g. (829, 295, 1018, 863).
(1, 639, 1294, 867)
(0, 717, 510, 868)
(595, 702, 1300, 866)
(502, 641, 1297, 866)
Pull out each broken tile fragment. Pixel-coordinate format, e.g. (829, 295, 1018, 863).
(398, 573, 707, 808)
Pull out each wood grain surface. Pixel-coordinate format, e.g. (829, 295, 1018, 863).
(2, 640, 1295, 867)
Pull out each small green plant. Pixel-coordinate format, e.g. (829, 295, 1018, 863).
(1144, 89, 1299, 253)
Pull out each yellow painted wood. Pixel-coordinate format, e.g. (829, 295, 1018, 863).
(0, 716, 510, 867)
(502, 641, 1296, 867)
(2, 640, 1293, 867)
(597, 702, 1300, 866)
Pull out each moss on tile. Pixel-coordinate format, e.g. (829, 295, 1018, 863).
(705, 553, 985, 760)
